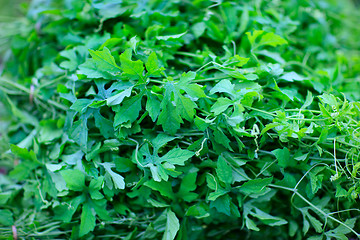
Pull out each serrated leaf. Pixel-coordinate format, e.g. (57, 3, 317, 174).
(114, 93, 142, 127)
(10, 144, 38, 162)
(175, 95, 197, 121)
(94, 111, 115, 139)
(178, 172, 198, 202)
(160, 148, 194, 165)
(106, 86, 133, 106)
(120, 49, 144, 80)
(152, 134, 177, 151)
(158, 101, 183, 134)
(210, 79, 236, 98)
(89, 47, 121, 74)
(307, 213, 323, 233)
(101, 163, 125, 189)
(70, 99, 94, 113)
(239, 177, 273, 195)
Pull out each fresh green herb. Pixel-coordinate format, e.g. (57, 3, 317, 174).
(1, 0, 360, 239)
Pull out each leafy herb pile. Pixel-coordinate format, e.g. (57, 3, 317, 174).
(1, 0, 360, 239)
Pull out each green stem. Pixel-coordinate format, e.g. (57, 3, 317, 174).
(0, 77, 68, 111)
(149, 79, 164, 84)
(269, 184, 360, 237)
(193, 76, 229, 83)
(244, 106, 277, 117)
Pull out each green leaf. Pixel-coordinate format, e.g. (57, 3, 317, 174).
(158, 101, 183, 134)
(251, 208, 288, 226)
(239, 177, 273, 195)
(210, 97, 233, 115)
(146, 52, 163, 75)
(317, 127, 328, 144)
(120, 49, 144, 80)
(272, 147, 290, 168)
(191, 22, 206, 38)
(106, 86, 133, 106)
(177, 171, 198, 202)
(146, 91, 161, 122)
(216, 156, 233, 185)
(319, 93, 338, 107)
(325, 218, 356, 239)
(178, 72, 205, 98)
(210, 194, 231, 216)
(94, 111, 115, 139)
(156, 31, 187, 41)
(261, 122, 281, 135)
(114, 93, 142, 127)
(302, 91, 313, 109)
(78, 59, 119, 79)
(280, 72, 305, 82)
(70, 99, 94, 113)
(10, 144, 38, 162)
(0, 192, 12, 205)
(186, 203, 210, 219)
(175, 95, 197, 121)
(69, 115, 89, 152)
(126, 36, 139, 53)
(307, 213, 323, 233)
(144, 179, 174, 199)
(79, 203, 96, 237)
(89, 47, 121, 74)
(257, 32, 288, 47)
(60, 169, 85, 191)
(160, 148, 194, 166)
(162, 209, 180, 240)
(245, 217, 260, 231)
(101, 163, 125, 190)
(152, 134, 177, 151)
(38, 119, 63, 143)
(246, 30, 265, 46)
(210, 79, 236, 98)
(213, 128, 232, 151)
(208, 188, 228, 201)
(0, 209, 13, 226)
(54, 196, 85, 222)
(162, 81, 197, 122)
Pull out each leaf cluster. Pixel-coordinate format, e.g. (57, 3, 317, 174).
(1, 0, 360, 239)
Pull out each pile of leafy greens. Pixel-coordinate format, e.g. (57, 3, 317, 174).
(1, 0, 360, 239)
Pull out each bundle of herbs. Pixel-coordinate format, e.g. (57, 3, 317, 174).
(1, 0, 360, 239)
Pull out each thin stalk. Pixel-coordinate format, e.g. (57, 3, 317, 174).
(270, 184, 360, 237)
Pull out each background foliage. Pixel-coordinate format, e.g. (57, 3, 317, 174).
(1, 0, 360, 239)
